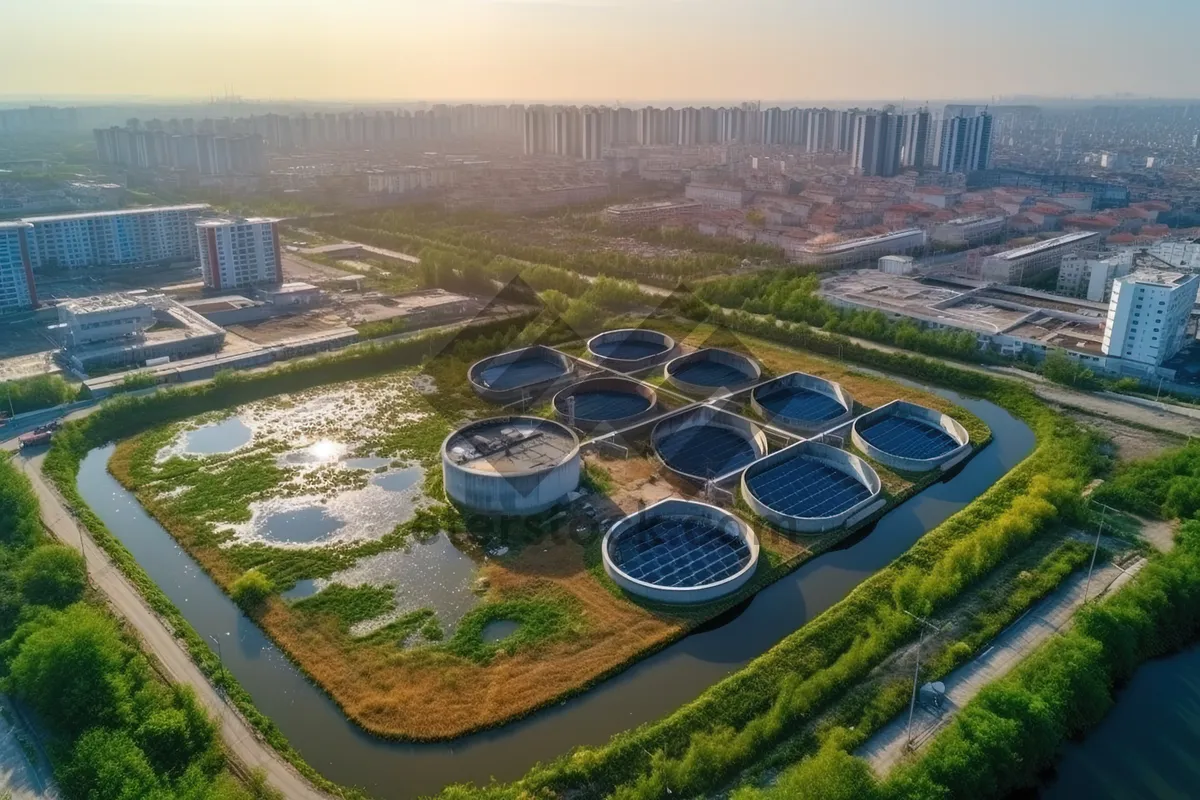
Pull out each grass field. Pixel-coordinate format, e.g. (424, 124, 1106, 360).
(103, 325, 989, 741)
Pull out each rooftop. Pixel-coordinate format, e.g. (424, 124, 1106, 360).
(20, 204, 210, 224)
(989, 232, 1098, 261)
(445, 418, 576, 475)
(795, 228, 923, 255)
(1121, 269, 1195, 288)
(62, 294, 145, 314)
(196, 216, 278, 227)
(607, 199, 700, 212)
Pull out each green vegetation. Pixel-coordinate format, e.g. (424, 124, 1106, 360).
(293, 583, 396, 631)
(446, 591, 585, 665)
(0, 453, 275, 800)
(694, 273, 988, 362)
(1, 374, 80, 417)
(1040, 350, 1102, 390)
(231, 569, 274, 612)
(1093, 439, 1200, 519)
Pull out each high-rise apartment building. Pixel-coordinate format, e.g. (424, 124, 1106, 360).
(23, 205, 208, 270)
(852, 112, 903, 177)
(901, 109, 933, 169)
(1101, 265, 1200, 369)
(197, 218, 282, 291)
(580, 109, 603, 160)
(0, 222, 36, 313)
(936, 106, 993, 173)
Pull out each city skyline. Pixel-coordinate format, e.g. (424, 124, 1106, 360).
(7, 0, 1200, 102)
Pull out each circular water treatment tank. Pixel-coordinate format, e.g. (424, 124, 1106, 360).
(664, 348, 761, 395)
(651, 406, 768, 482)
(741, 441, 883, 534)
(751, 371, 855, 434)
(468, 345, 573, 403)
(603, 498, 760, 604)
(851, 400, 970, 473)
(552, 377, 658, 432)
(442, 416, 581, 515)
(586, 328, 677, 371)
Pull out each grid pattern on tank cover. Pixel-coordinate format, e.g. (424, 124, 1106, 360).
(591, 339, 669, 360)
(747, 457, 871, 517)
(560, 390, 652, 421)
(672, 360, 750, 387)
(756, 386, 846, 425)
(479, 357, 565, 390)
(610, 516, 751, 588)
(657, 426, 758, 478)
(860, 416, 957, 460)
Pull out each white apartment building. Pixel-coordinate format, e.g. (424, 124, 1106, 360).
(1056, 250, 1133, 302)
(0, 221, 36, 313)
(981, 232, 1098, 286)
(197, 217, 282, 291)
(684, 183, 753, 209)
(930, 215, 1006, 247)
(1149, 238, 1200, 270)
(366, 167, 457, 195)
(22, 205, 208, 270)
(787, 228, 926, 268)
(1101, 266, 1200, 371)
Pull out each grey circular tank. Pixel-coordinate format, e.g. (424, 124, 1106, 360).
(552, 377, 658, 432)
(602, 498, 760, 604)
(586, 328, 677, 372)
(664, 347, 761, 396)
(751, 371, 855, 434)
(651, 405, 768, 483)
(851, 400, 970, 473)
(442, 416, 581, 515)
(741, 441, 883, 534)
(467, 345, 573, 404)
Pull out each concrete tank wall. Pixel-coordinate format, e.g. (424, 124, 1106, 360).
(851, 400, 970, 473)
(467, 345, 574, 404)
(750, 371, 855, 434)
(552, 376, 659, 432)
(741, 440, 884, 534)
(663, 347, 762, 395)
(602, 498, 760, 604)
(586, 328, 677, 372)
(650, 405, 769, 483)
(441, 417, 581, 515)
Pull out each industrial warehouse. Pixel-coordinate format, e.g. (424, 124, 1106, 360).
(444, 328, 972, 605)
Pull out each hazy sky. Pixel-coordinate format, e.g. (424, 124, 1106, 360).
(8, 0, 1200, 103)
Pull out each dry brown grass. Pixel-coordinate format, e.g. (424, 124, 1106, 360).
(105, 324, 987, 740)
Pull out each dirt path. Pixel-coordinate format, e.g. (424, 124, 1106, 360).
(15, 453, 330, 800)
(857, 557, 1146, 776)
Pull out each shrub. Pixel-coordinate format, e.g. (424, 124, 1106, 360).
(57, 728, 161, 800)
(18, 544, 87, 608)
(230, 569, 274, 611)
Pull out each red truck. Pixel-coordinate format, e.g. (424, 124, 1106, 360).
(18, 430, 53, 449)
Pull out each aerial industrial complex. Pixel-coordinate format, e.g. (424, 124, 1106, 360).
(447, 329, 969, 605)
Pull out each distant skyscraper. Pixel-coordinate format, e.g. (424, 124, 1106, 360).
(852, 111, 903, 177)
(901, 109, 932, 169)
(936, 106, 993, 173)
(580, 108, 603, 160)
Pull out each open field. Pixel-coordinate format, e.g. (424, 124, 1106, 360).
(99, 315, 988, 741)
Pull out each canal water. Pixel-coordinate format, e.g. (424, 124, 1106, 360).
(74, 390, 1034, 799)
(1036, 645, 1200, 799)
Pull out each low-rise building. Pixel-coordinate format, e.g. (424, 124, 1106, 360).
(981, 232, 1098, 286)
(1056, 250, 1133, 302)
(603, 199, 701, 226)
(786, 228, 926, 268)
(685, 183, 754, 209)
(930, 215, 1006, 247)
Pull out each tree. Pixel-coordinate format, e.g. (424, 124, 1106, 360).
(231, 569, 273, 612)
(18, 544, 87, 608)
(7, 605, 134, 736)
(134, 692, 217, 779)
(57, 728, 162, 800)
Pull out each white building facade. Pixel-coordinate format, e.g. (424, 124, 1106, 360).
(0, 222, 36, 313)
(1101, 269, 1200, 370)
(1057, 251, 1133, 303)
(197, 217, 282, 291)
(22, 205, 208, 270)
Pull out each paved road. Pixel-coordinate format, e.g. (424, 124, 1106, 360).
(857, 557, 1146, 775)
(15, 452, 329, 800)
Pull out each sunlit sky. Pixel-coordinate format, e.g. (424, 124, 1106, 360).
(7, 0, 1200, 103)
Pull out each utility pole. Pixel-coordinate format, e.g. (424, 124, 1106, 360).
(903, 609, 942, 749)
(1084, 500, 1116, 603)
(208, 634, 226, 692)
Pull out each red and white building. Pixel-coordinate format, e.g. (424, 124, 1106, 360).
(0, 221, 37, 313)
(196, 217, 282, 291)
